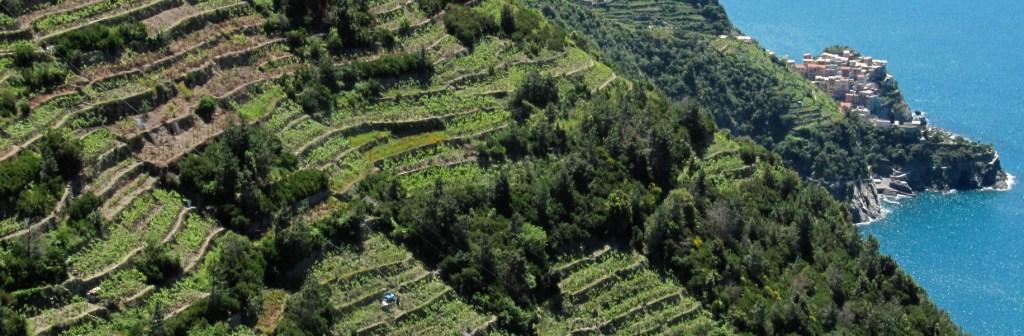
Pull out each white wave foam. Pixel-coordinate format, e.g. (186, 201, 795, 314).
(858, 173, 1016, 227)
(855, 197, 898, 226)
(1000, 173, 1015, 191)
(981, 173, 1015, 192)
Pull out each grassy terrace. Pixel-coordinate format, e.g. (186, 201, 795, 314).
(397, 162, 495, 192)
(258, 15, 615, 196)
(593, 0, 708, 30)
(25, 189, 226, 335)
(32, 0, 157, 35)
(66, 188, 183, 279)
(306, 235, 494, 335)
(62, 244, 219, 335)
(0, 16, 277, 161)
(2, 0, 270, 330)
(536, 249, 719, 335)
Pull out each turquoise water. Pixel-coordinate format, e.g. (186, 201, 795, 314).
(719, 0, 1024, 334)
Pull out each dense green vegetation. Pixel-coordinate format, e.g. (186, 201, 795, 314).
(0, 0, 972, 334)
(645, 133, 957, 334)
(272, 0, 392, 49)
(3, 42, 67, 93)
(52, 22, 152, 66)
(359, 76, 957, 334)
(0, 131, 80, 220)
(0, 191, 104, 292)
(443, 4, 497, 47)
(177, 125, 326, 232)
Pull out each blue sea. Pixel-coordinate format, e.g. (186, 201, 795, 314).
(719, 0, 1024, 334)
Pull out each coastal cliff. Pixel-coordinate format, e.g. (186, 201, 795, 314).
(905, 135, 1009, 191)
(849, 126, 1008, 223)
(786, 47, 1009, 221)
(849, 181, 883, 223)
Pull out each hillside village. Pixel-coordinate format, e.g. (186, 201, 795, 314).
(787, 49, 927, 127)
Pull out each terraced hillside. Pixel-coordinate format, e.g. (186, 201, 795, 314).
(0, 0, 629, 334)
(20, 188, 224, 336)
(304, 235, 496, 335)
(63, 229, 234, 335)
(538, 248, 731, 335)
(576, 0, 729, 33)
(0, 2, 291, 332)
(0, 0, 614, 240)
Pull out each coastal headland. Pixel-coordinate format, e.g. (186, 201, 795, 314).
(780, 47, 1009, 222)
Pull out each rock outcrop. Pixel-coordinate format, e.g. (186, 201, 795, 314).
(908, 148, 1008, 191)
(850, 181, 883, 224)
(848, 137, 1008, 223)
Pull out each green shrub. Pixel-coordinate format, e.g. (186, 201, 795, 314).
(209, 232, 266, 320)
(296, 83, 333, 115)
(418, 0, 450, 15)
(336, 51, 432, 83)
(504, 6, 565, 52)
(136, 244, 181, 285)
(20, 62, 66, 90)
(500, 5, 516, 36)
(271, 170, 327, 207)
(276, 282, 331, 336)
(67, 193, 102, 221)
(0, 291, 27, 336)
(0, 87, 21, 118)
(197, 96, 217, 122)
(276, 0, 380, 49)
(0, 131, 80, 214)
(511, 71, 559, 114)
(0, 153, 45, 217)
(12, 42, 37, 67)
(39, 130, 83, 179)
(443, 4, 497, 48)
(353, 79, 382, 98)
(52, 23, 150, 65)
(15, 184, 56, 218)
(178, 125, 297, 231)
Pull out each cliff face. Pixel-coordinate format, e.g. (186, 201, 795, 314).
(847, 148, 1006, 224)
(846, 128, 1009, 221)
(905, 145, 1008, 191)
(849, 181, 883, 223)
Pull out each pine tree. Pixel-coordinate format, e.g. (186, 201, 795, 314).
(500, 5, 516, 36)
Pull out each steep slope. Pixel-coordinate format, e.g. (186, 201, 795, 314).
(0, 0, 964, 335)
(526, 0, 1006, 222)
(539, 248, 731, 335)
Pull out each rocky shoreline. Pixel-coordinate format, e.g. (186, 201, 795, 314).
(851, 141, 1010, 224)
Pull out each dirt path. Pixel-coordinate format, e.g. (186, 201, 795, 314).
(16, 0, 105, 28)
(182, 227, 224, 273)
(160, 207, 191, 244)
(161, 292, 210, 321)
(597, 72, 618, 91)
